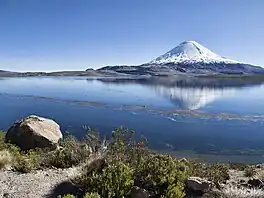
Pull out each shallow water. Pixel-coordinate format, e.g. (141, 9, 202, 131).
(1, 76, 264, 163)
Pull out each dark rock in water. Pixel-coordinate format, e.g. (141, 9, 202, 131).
(6, 115, 63, 150)
(247, 178, 263, 188)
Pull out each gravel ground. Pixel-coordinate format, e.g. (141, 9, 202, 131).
(0, 168, 81, 198)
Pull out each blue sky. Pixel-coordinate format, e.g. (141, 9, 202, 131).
(0, 0, 264, 72)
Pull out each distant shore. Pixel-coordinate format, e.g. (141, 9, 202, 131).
(2, 69, 264, 81)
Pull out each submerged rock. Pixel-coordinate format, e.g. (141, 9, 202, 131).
(6, 115, 63, 150)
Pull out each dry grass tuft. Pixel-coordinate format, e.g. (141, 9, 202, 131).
(222, 186, 264, 198)
(244, 167, 256, 177)
(0, 149, 12, 170)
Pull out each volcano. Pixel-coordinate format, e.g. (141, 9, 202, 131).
(149, 41, 238, 65)
(99, 41, 264, 75)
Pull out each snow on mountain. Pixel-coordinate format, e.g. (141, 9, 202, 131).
(149, 41, 240, 65)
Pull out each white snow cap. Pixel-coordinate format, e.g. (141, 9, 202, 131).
(149, 41, 239, 64)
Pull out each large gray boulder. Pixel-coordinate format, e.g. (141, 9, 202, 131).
(6, 115, 63, 150)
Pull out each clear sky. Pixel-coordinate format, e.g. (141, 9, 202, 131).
(0, 0, 264, 72)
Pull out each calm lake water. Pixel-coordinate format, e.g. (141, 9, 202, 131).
(1, 76, 264, 163)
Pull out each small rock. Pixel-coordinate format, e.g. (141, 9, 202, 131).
(179, 158, 188, 164)
(239, 179, 246, 183)
(83, 156, 107, 173)
(247, 178, 263, 188)
(3, 193, 11, 198)
(130, 186, 149, 198)
(256, 164, 262, 168)
(187, 177, 212, 192)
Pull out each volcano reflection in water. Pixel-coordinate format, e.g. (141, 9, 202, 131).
(152, 85, 236, 110)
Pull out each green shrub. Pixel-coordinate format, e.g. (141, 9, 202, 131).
(12, 149, 39, 173)
(229, 163, 248, 171)
(166, 184, 186, 198)
(0, 131, 6, 150)
(84, 192, 100, 198)
(257, 170, 264, 181)
(191, 161, 230, 185)
(244, 167, 256, 177)
(61, 193, 100, 198)
(207, 163, 230, 184)
(107, 127, 136, 163)
(75, 162, 134, 197)
(0, 150, 12, 170)
(0, 131, 40, 172)
(83, 127, 104, 153)
(134, 154, 188, 197)
(61, 194, 75, 198)
(42, 135, 90, 168)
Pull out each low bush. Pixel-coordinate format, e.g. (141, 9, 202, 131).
(0, 149, 12, 170)
(229, 163, 248, 171)
(0, 131, 5, 150)
(73, 128, 189, 198)
(132, 154, 188, 197)
(0, 132, 40, 173)
(257, 170, 264, 181)
(41, 135, 90, 168)
(244, 167, 256, 177)
(61, 194, 75, 198)
(75, 162, 134, 197)
(84, 192, 100, 198)
(191, 161, 230, 185)
(12, 149, 40, 173)
(61, 192, 100, 198)
(207, 163, 230, 184)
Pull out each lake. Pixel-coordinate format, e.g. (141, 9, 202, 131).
(1, 76, 264, 163)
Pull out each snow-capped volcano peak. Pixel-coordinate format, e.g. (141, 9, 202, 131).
(149, 41, 239, 64)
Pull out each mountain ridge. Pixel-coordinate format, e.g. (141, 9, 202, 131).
(99, 41, 264, 76)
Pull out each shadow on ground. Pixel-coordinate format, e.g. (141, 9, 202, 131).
(45, 181, 83, 198)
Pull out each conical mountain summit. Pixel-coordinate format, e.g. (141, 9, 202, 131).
(149, 41, 238, 65)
